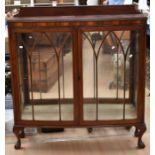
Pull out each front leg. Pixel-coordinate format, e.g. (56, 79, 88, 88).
(20, 128, 25, 138)
(13, 126, 24, 149)
(135, 124, 146, 149)
(134, 127, 139, 137)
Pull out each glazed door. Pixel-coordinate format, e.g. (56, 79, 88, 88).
(80, 28, 140, 124)
(15, 29, 78, 124)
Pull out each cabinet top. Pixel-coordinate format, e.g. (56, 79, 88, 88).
(7, 5, 147, 23)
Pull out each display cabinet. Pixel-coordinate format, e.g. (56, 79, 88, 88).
(8, 5, 147, 149)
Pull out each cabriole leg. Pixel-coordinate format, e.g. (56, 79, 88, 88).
(20, 128, 25, 138)
(135, 124, 146, 149)
(134, 127, 139, 137)
(13, 126, 24, 149)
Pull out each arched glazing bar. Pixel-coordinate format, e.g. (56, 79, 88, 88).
(18, 31, 72, 121)
(44, 32, 71, 121)
(82, 30, 138, 120)
(19, 32, 44, 120)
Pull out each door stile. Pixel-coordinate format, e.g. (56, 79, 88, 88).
(8, 28, 22, 124)
(77, 28, 84, 124)
(137, 26, 146, 122)
(72, 28, 81, 125)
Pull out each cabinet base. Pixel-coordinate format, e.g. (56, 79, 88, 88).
(13, 124, 146, 150)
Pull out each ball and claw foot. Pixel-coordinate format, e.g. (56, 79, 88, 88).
(138, 139, 145, 149)
(14, 140, 21, 150)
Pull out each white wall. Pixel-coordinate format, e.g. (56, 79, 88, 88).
(87, 0, 98, 5)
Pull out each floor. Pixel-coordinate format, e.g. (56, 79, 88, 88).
(6, 132, 149, 155)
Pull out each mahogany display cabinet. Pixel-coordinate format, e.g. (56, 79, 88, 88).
(8, 5, 147, 149)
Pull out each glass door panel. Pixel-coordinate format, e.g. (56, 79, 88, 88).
(16, 31, 74, 121)
(82, 30, 139, 121)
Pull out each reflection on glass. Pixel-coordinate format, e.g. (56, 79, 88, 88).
(83, 30, 138, 121)
(17, 32, 74, 121)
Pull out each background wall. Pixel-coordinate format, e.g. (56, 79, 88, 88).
(5, 0, 74, 5)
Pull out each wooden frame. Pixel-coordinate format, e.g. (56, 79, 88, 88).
(8, 5, 147, 150)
